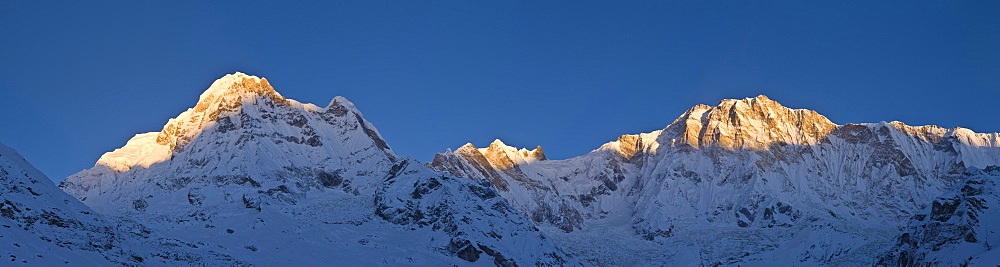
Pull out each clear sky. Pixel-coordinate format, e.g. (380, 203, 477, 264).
(1, 1, 997, 182)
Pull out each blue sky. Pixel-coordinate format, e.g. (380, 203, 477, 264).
(1, 1, 997, 182)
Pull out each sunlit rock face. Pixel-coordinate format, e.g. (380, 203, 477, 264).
(429, 95, 1000, 265)
(429, 140, 587, 233)
(664, 95, 837, 150)
(94, 74, 290, 172)
(59, 73, 573, 266)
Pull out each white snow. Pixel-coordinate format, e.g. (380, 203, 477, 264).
(59, 73, 574, 265)
(429, 95, 1000, 265)
(0, 142, 241, 265)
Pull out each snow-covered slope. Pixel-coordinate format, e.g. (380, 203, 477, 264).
(429, 95, 1000, 265)
(879, 166, 1000, 266)
(60, 72, 571, 265)
(0, 142, 239, 265)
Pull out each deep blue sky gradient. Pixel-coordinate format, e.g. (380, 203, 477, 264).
(1, 1, 997, 182)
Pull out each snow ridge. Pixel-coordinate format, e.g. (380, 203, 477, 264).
(60, 72, 572, 265)
(429, 95, 1000, 265)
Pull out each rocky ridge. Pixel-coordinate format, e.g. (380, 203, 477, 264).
(429, 95, 1000, 265)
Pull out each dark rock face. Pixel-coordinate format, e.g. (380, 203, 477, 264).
(879, 166, 1000, 266)
(133, 199, 148, 211)
(354, 113, 393, 158)
(375, 160, 569, 266)
(317, 170, 344, 188)
(453, 239, 481, 262)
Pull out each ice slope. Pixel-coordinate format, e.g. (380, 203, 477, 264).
(429, 95, 1000, 265)
(59, 72, 571, 265)
(0, 142, 240, 265)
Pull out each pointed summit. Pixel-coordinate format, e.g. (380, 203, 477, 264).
(62, 73, 571, 266)
(490, 139, 507, 147)
(78, 72, 396, 173)
(198, 72, 280, 102)
(191, 72, 284, 116)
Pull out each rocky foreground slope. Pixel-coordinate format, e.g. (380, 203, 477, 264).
(430, 95, 1000, 265)
(59, 73, 572, 265)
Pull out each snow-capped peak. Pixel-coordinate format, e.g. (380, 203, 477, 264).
(327, 95, 357, 110)
(661, 95, 837, 150)
(61, 72, 572, 266)
(90, 72, 395, 173)
(489, 138, 507, 147)
(477, 139, 546, 166)
(197, 72, 280, 103)
(429, 94, 1000, 265)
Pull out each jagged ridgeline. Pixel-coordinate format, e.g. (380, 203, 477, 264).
(20, 72, 1000, 265)
(59, 73, 573, 265)
(430, 95, 1000, 265)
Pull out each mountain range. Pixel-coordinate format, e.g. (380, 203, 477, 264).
(429, 95, 1000, 265)
(1, 72, 997, 265)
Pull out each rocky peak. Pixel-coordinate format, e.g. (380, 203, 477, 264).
(196, 72, 282, 105)
(90, 72, 394, 173)
(598, 131, 662, 159)
(456, 143, 478, 153)
(487, 139, 509, 150)
(433, 140, 546, 176)
(479, 139, 546, 168)
(94, 73, 286, 171)
(528, 146, 547, 160)
(156, 73, 291, 151)
(326, 96, 359, 112)
(663, 95, 837, 150)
